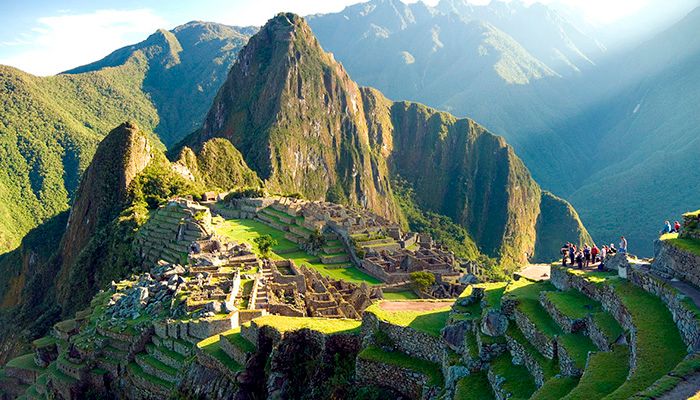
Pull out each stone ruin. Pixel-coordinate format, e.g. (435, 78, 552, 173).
(262, 259, 381, 319)
(361, 241, 461, 285)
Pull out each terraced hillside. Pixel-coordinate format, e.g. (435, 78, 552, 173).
(3, 253, 698, 399)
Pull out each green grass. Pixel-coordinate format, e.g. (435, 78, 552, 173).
(530, 377, 579, 400)
(221, 328, 256, 353)
(454, 371, 495, 400)
(543, 290, 601, 320)
(489, 354, 537, 398)
(602, 281, 686, 399)
(563, 345, 629, 399)
(558, 333, 597, 371)
(358, 346, 443, 386)
(146, 344, 185, 363)
(505, 324, 558, 379)
(592, 312, 625, 343)
(636, 353, 700, 398)
(6, 354, 43, 372)
(365, 301, 452, 337)
(195, 337, 242, 372)
(250, 315, 362, 335)
(383, 290, 420, 300)
(32, 336, 57, 348)
(128, 362, 174, 388)
(46, 362, 77, 385)
(663, 235, 700, 257)
(506, 279, 560, 338)
(215, 218, 380, 285)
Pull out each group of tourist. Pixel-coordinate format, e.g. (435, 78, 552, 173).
(660, 220, 682, 235)
(560, 236, 628, 270)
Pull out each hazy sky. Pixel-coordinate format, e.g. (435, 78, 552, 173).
(0, 0, 696, 75)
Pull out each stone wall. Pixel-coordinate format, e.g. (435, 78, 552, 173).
(362, 312, 443, 364)
(513, 310, 555, 359)
(539, 293, 586, 333)
(628, 267, 700, 351)
(652, 239, 700, 287)
(504, 333, 546, 387)
(355, 357, 428, 399)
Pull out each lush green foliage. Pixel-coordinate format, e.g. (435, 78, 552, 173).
(409, 271, 435, 292)
(358, 345, 443, 386)
(253, 234, 278, 257)
(364, 301, 452, 337)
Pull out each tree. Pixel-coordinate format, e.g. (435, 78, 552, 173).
(410, 271, 436, 292)
(254, 234, 277, 257)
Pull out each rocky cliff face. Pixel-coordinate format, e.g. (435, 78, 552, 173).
(180, 13, 401, 221)
(181, 13, 590, 269)
(58, 122, 152, 274)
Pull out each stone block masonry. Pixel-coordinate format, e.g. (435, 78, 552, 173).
(355, 357, 428, 399)
(653, 239, 700, 288)
(362, 312, 444, 364)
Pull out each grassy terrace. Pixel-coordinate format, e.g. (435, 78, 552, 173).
(563, 345, 629, 400)
(490, 354, 537, 398)
(215, 218, 381, 285)
(251, 315, 362, 335)
(365, 301, 452, 337)
(636, 353, 700, 398)
(196, 335, 242, 372)
(454, 282, 508, 317)
(603, 280, 687, 399)
(6, 354, 44, 372)
(358, 346, 443, 386)
(454, 372, 495, 400)
(128, 362, 174, 388)
(383, 290, 420, 300)
(530, 377, 579, 400)
(221, 328, 256, 353)
(543, 290, 601, 319)
(505, 324, 558, 380)
(661, 232, 700, 257)
(558, 333, 597, 371)
(505, 279, 560, 338)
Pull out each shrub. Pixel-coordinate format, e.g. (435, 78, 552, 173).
(253, 234, 277, 257)
(410, 271, 436, 292)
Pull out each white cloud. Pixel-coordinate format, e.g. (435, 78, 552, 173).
(0, 9, 168, 76)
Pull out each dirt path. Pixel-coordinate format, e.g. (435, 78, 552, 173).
(517, 264, 551, 281)
(379, 300, 453, 312)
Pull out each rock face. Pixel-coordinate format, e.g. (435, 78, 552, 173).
(56, 122, 153, 305)
(181, 13, 590, 268)
(181, 13, 400, 221)
(59, 122, 152, 270)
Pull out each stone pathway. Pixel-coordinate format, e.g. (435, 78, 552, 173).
(516, 264, 551, 281)
(379, 300, 453, 312)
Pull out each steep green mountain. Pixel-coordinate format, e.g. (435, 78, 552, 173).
(180, 13, 591, 268)
(65, 21, 257, 147)
(0, 22, 254, 255)
(0, 121, 256, 363)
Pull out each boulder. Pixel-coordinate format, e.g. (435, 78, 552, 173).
(481, 310, 508, 337)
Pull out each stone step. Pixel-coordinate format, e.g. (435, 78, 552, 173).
(135, 354, 178, 383)
(127, 362, 174, 395)
(146, 344, 185, 370)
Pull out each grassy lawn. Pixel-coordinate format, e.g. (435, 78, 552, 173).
(490, 354, 537, 399)
(383, 290, 420, 300)
(454, 371, 495, 400)
(563, 345, 629, 399)
(558, 333, 597, 371)
(196, 336, 242, 372)
(505, 324, 558, 379)
(6, 354, 43, 372)
(530, 377, 579, 400)
(662, 233, 700, 257)
(543, 290, 601, 320)
(215, 218, 380, 285)
(250, 315, 361, 335)
(454, 282, 507, 316)
(506, 279, 560, 338)
(358, 345, 443, 386)
(365, 301, 452, 337)
(221, 328, 256, 353)
(602, 281, 686, 399)
(636, 353, 700, 398)
(592, 312, 625, 344)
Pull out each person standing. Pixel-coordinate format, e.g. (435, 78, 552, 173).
(591, 245, 599, 263)
(561, 243, 569, 266)
(569, 244, 575, 266)
(583, 244, 591, 268)
(620, 236, 628, 253)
